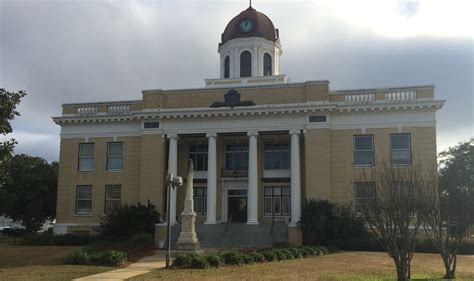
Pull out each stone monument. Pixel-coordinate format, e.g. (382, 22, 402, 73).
(176, 159, 200, 251)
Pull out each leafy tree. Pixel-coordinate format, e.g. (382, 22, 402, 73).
(424, 139, 473, 279)
(301, 199, 367, 245)
(100, 202, 161, 238)
(0, 154, 58, 232)
(0, 88, 26, 187)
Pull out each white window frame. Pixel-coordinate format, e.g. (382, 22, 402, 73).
(193, 187, 207, 215)
(107, 142, 123, 171)
(353, 135, 374, 167)
(264, 143, 290, 170)
(76, 185, 92, 215)
(390, 133, 412, 166)
(264, 186, 291, 216)
(104, 185, 121, 214)
(354, 182, 376, 215)
(189, 144, 208, 171)
(78, 143, 94, 172)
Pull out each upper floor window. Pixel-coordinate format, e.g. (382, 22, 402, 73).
(105, 185, 121, 214)
(263, 53, 272, 76)
(240, 51, 252, 77)
(189, 144, 208, 171)
(354, 135, 374, 166)
(76, 185, 92, 215)
(264, 186, 291, 216)
(224, 56, 230, 78)
(193, 187, 207, 215)
(78, 143, 94, 171)
(390, 133, 411, 165)
(107, 142, 123, 171)
(226, 144, 249, 171)
(264, 143, 290, 170)
(354, 182, 375, 214)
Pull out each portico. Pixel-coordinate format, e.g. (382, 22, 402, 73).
(166, 126, 303, 227)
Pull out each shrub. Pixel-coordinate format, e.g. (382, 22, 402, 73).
(130, 232, 154, 244)
(318, 246, 329, 255)
(190, 255, 209, 269)
(301, 199, 369, 245)
(66, 250, 90, 265)
(300, 246, 312, 257)
(205, 254, 222, 267)
(272, 249, 286, 261)
(100, 202, 161, 238)
(220, 251, 243, 265)
(281, 249, 294, 260)
(241, 253, 253, 264)
(173, 254, 195, 268)
(82, 242, 106, 254)
(261, 251, 277, 262)
(289, 248, 303, 259)
(249, 252, 265, 263)
(101, 250, 128, 266)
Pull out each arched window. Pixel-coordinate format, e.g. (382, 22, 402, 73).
(224, 56, 230, 78)
(264, 53, 272, 76)
(240, 51, 252, 77)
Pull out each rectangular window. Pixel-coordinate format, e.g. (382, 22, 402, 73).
(354, 135, 374, 166)
(107, 143, 123, 171)
(104, 185, 121, 214)
(390, 133, 411, 165)
(354, 182, 375, 214)
(264, 186, 291, 216)
(78, 143, 94, 171)
(189, 144, 208, 171)
(144, 122, 160, 129)
(193, 187, 207, 215)
(225, 144, 249, 171)
(264, 143, 290, 170)
(309, 115, 327, 123)
(76, 185, 92, 215)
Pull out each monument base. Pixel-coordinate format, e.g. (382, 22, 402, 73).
(175, 240, 201, 252)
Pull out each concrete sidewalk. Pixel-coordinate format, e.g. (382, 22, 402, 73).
(74, 251, 166, 281)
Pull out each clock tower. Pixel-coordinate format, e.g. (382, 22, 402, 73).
(216, 5, 283, 81)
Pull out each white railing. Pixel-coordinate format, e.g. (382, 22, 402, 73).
(76, 106, 98, 116)
(385, 91, 417, 102)
(344, 93, 375, 104)
(107, 104, 131, 115)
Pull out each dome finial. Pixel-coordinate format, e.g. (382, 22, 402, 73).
(249, 0, 252, 8)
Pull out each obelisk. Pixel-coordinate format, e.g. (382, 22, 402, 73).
(176, 159, 200, 251)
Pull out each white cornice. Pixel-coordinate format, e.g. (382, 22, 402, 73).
(52, 99, 444, 125)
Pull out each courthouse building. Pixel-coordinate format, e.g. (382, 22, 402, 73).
(53, 5, 444, 246)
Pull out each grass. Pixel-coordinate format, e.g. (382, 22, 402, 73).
(0, 245, 111, 281)
(130, 251, 474, 281)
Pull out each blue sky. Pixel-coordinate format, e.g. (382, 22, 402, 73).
(1, 0, 472, 162)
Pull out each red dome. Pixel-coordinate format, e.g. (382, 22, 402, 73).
(220, 7, 278, 46)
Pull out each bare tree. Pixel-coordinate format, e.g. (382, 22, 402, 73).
(356, 162, 435, 281)
(423, 140, 473, 279)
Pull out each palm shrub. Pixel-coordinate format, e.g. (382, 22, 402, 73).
(249, 252, 265, 263)
(281, 248, 294, 260)
(220, 251, 243, 265)
(173, 254, 196, 268)
(272, 249, 286, 261)
(241, 253, 254, 264)
(261, 251, 277, 262)
(205, 254, 222, 267)
(191, 255, 209, 269)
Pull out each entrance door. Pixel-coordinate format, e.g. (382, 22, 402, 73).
(227, 190, 247, 223)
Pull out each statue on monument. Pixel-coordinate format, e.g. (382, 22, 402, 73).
(176, 159, 200, 252)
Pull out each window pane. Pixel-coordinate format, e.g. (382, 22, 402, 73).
(282, 187, 291, 196)
(355, 183, 374, 198)
(273, 149, 281, 169)
(265, 197, 272, 215)
(281, 150, 290, 169)
(264, 53, 272, 76)
(196, 198, 203, 214)
(264, 150, 272, 169)
(189, 145, 196, 153)
(108, 157, 123, 170)
(391, 150, 411, 165)
(79, 158, 94, 171)
(282, 197, 290, 215)
(274, 198, 281, 215)
(240, 51, 252, 77)
(355, 151, 373, 166)
(79, 144, 94, 157)
(391, 134, 410, 149)
(108, 143, 123, 157)
(354, 136, 373, 150)
(77, 200, 92, 213)
(273, 187, 281, 196)
(196, 153, 204, 170)
(226, 152, 233, 170)
(106, 186, 121, 200)
(264, 187, 272, 196)
(77, 186, 92, 199)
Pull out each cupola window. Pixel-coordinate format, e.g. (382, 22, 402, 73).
(264, 53, 272, 76)
(224, 56, 230, 78)
(240, 51, 252, 77)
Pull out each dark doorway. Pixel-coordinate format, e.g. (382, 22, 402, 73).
(228, 190, 247, 223)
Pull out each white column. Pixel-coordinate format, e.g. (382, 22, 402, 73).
(289, 129, 301, 227)
(167, 133, 178, 225)
(247, 131, 259, 224)
(205, 132, 217, 224)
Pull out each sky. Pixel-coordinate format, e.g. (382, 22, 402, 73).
(0, 0, 473, 162)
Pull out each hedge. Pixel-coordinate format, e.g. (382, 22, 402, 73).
(172, 246, 331, 269)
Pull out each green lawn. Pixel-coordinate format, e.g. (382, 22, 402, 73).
(130, 251, 474, 281)
(0, 245, 111, 281)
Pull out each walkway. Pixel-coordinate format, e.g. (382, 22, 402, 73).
(74, 251, 166, 281)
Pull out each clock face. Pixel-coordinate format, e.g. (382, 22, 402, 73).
(239, 19, 254, 33)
